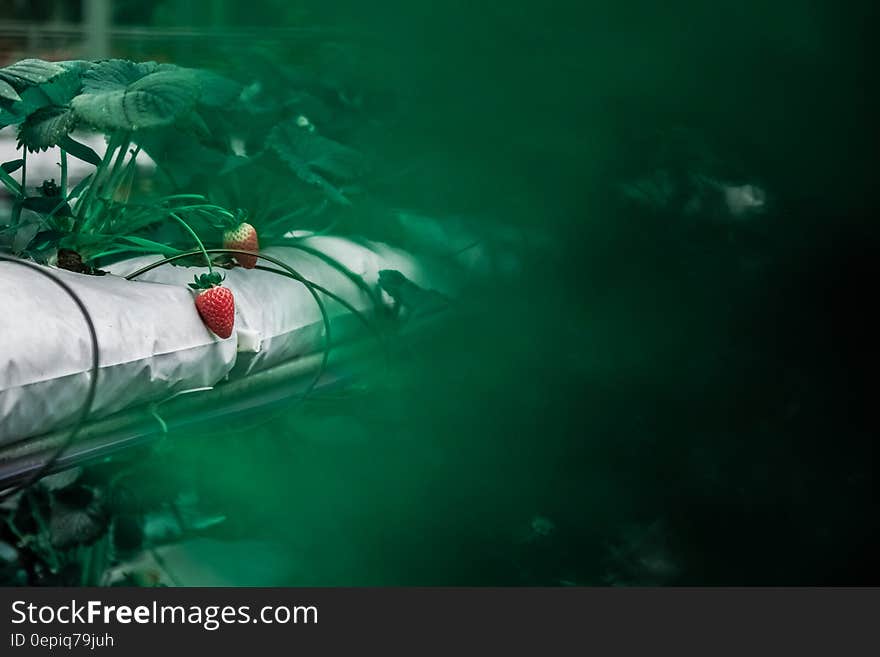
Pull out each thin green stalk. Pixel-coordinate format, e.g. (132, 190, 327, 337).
(118, 235, 187, 255)
(89, 247, 148, 260)
(66, 172, 93, 202)
(102, 136, 133, 202)
(93, 144, 138, 234)
(162, 194, 207, 202)
(75, 132, 123, 231)
(47, 198, 71, 228)
(89, 136, 131, 235)
(168, 212, 212, 273)
(20, 148, 26, 194)
(115, 146, 141, 206)
(60, 148, 68, 198)
(169, 204, 236, 219)
(255, 263, 382, 338)
(275, 240, 380, 307)
(90, 242, 184, 261)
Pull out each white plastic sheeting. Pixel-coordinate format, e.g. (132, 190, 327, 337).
(0, 237, 440, 445)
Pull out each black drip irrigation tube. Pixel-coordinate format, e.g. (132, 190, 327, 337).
(0, 254, 100, 502)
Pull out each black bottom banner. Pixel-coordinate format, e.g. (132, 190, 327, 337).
(0, 587, 876, 655)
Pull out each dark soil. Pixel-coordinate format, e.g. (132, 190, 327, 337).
(56, 249, 107, 276)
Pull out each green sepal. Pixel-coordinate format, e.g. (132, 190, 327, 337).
(188, 271, 224, 290)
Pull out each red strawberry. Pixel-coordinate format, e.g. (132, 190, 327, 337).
(189, 273, 235, 339)
(223, 221, 259, 269)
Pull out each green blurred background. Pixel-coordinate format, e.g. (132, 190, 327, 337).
(1, 1, 876, 585)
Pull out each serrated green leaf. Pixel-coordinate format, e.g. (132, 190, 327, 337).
(34, 66, 83, 107)
(270, 119, 367, 181)
(0, 59, 65, 86)
(56, 60, 94, 75)
(18, 106, 77, 150)
(0, 66, 83, 129)
(72, 60, 198, 131)
(80, 59, 159, 94)
(267, 119, 367, 205)
(187, 68, 241, 107)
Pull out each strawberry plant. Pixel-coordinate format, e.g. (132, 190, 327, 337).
(1, 56, 381, 343)
(1, 57, 369, 273)
(0, 56, 395, 586)
(1, 59, 235, 265)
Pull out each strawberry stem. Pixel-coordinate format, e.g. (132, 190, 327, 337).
(114, 146, 141, 206)
(59, 148, 68, 198)
(171, 204, 234, 216)
(102, 133, 131, 202)
(20, 148, 26, 194)
(75, 131, 123, 232)
(168, 211, 213, 274)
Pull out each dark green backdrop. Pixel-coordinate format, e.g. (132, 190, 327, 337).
(4, 1, 876, 585)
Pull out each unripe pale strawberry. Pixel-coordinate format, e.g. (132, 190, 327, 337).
(223, 222, 259, 269)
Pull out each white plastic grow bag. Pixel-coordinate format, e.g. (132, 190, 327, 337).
(0, 237, 444, 445)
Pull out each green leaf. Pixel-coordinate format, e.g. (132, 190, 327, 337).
(270, 119, 367, 181)
(12, 209, 43, 253)
(80, 60, 158, 94)
(134, 126, 229, 188)
(0, 166, 22, 197)
(56, 60, 94, 75)
(119, 235, 183, 256)
(17, 106, 77, 150)
(0, 106, 19, 129)
(103, 205, 167, 235)
(186, 68, 241, 107)
(219, 155, 250, 176)
(67, 172, 94, 201)
(31, 66, 83, 106)
(0, 79, 20, 102)
(2, 159, 24, 174)
(267, 119, 367, 204)
(175, 109, 212, 140)
(0, 59, 66, 87)
(72, 60, 199, 131)
(0, 65, 83, 129)
(59, 135, 102, 167)
(22, 196, 73, 217)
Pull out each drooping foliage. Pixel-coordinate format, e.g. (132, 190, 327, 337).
(0, 57, 372, 263)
